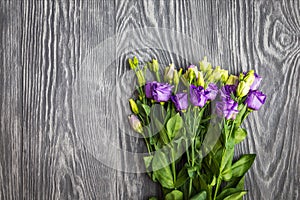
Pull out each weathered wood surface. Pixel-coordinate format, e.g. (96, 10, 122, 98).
(0, 0, 299, 199)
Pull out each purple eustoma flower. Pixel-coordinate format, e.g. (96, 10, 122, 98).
(190, 84, 208, 107)
(245, 90, 266, 110)
(145, 81, 173, 102)
(205, 83, 218, 101)
(220, 85, 237, 99)
(171, 93, 188, 111)
(216, 98, 239, 120)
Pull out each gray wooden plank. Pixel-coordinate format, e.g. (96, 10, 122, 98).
(19, 0, 116, 199)
(0, 1, 23, 199)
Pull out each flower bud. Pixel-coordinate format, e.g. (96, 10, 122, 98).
(243, 70, 255, 86)
(128, 115, 143, 133)
(236, 81, 250, 98)
(220, 69, 229, 83)
(129, 99, 139, 114)
(188, 65, 199, 78)
(129, 56, 139, 70)
(208, 66, 228, 83)
(164, 64, 175, 83)
(152, 59, 159, 73)
(199, 56, 212, 72)
(128, 58, 136, 70)
(173, 70, 179, 86)
(197, 71, 205, 87)
(226, 75, 239, 85)
(136, 70, 145, 86)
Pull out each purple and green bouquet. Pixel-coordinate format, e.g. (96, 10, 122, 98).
(128, 57, 266, 200)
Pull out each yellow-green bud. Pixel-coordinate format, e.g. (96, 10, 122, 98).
(236, 81, 250, 98)
(173, 70, 179, 86)
(133, 56, 138, 65)
(197, 71, 205, 87)
(164, 64, 175, 83)
(178, 68, 183, 77)
(199, 56, 212, 72)
(136, 70, 145, 86)
(243, 70, 255, 86)
(129, 99, 139, 114)
(226, 75, 239, 85)
(185, 67, 196, 83)
(152, 59, 159, 73)
(220, 69, 229, 83)
(128, 58, 136, 70)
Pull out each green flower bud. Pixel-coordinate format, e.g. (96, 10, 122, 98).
(133, 56, 138, 65)
(243, 70, 255, 86)
(226, 75, 239, 85)
(206, 66, 228, 83)
(164, 64, 175, 83)
(129, 99, 139, 114)
(129, 56, 139, 70)
(199, 56, 212, 72)
(236, 81, 250, 98)
(136, 70, 145, 86)
(220, 69, 229, 83)
(173, 70, 179, 86)
(197, 71, 205, 87)
(152, 59, 159, 73)
(128, 58, 136, 70)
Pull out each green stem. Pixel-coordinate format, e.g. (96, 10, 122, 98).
(189, 178, 193, 198)
(171, 149, 176, 184)
(155, 71, 161, 82)
(207, 186, 213, 200)
(174, 84, 178, 94)
(142, 133, 152, 154)
(213, 178, 221, 200)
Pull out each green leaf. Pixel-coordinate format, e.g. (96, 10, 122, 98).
(234, 128, 247, 144)
(143, 156, 153, 170)
(220, 147, 234, 173)
(190, 191, 207, 200)
(235, 104, 247, 127)
(223, 191, 247, 200)
(223, 176, 245, 190)
(142, 104, 151, 116)
(216, 188, 246, 200)
(164, 190, 183, 200)
(231, 154, 256, 178)
(149, 197, 158, 200)
(152, 151, 174, 189)
(174, 166, 189, 188)
(166, 113, 183, 140)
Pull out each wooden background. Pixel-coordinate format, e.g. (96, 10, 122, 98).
(0, 0, 299, 199)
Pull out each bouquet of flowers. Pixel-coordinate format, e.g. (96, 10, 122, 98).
(127, 56, 266, 200)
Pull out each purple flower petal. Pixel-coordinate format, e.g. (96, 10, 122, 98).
(171, 93, 188, 111)
(220, 85, 237, 99)
(245, 90, 266, 110)
(189, 84, 208, 107)
(205, 83, 219, 101)
(216, 98, 239, 120)
(144, 81, 173, 102)
(250, 73, 262, 90)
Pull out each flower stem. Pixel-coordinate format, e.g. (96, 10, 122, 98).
(171, 149, 176, 184)
(213, 178, 221, 200)
(155, 71, 161, 82)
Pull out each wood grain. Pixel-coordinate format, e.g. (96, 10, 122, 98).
(0, 0, 299, 199)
